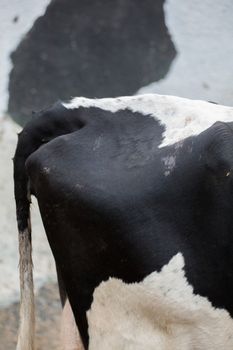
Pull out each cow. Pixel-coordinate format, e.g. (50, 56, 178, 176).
(14, 94, 233, 349)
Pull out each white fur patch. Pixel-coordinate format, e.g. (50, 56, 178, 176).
(63, 94, 233, 147)
(87, 253, 233, 350)
(162, 155, 176, 176)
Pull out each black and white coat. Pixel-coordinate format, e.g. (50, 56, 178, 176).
(14, 94, 233, 349)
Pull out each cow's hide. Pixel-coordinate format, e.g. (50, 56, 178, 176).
(87, 253, 233, 350)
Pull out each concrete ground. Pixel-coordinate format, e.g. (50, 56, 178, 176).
(0, 282, 61, 350)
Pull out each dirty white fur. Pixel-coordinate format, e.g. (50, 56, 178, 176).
(87, 253, 233, 350)
(17, 229, 35, 350)
(63, 94, 233, 147)
(61, 299, 84, 350)
(162, 155, 176, 176)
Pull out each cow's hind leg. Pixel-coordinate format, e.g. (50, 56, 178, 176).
(61, 299, 84, 350)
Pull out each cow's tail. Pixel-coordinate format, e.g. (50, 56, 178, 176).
(14, 131, 36, 350)
(17, 217, 34, 350)
(13, 103, 86, 350)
